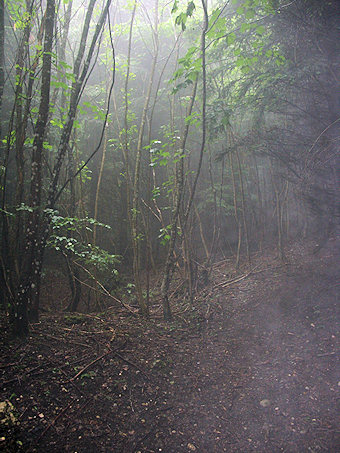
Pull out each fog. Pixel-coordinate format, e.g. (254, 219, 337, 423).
(0, 0, 339, 450)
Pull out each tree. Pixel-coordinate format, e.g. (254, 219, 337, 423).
(1, 0, 113, 336)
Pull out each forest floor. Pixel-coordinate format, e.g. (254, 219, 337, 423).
(0, 238, 339, 452)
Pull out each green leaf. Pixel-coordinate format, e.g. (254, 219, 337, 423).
(227, 32, 236, 45)
(51, 80, 69, 90)
(240, 23, 249, 33)
(256, 25, 265, 36)
(241, 65, 250, 73)
(186, 1, 195, 17)
(245, 8, 255, 19)
(175, 12, 187, 31)
(171, 0, 179, 14)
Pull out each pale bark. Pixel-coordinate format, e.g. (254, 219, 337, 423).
(14, 0, 55, 334)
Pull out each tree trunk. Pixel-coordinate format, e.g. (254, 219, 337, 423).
(160, 78, 198, 321)
(161, 0, 208, 319)
(12, 0, 112, 335)
(229, 151, 242, 269)
(14, 0, 55, 335)
(0, 0, 4, 135)
(131, 0, 159, 317)
(235, 148, 250, 266)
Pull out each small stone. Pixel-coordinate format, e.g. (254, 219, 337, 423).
(260, 399, 271, 407)
(188, 443, 196, 451)
(0, 401, 17, 426)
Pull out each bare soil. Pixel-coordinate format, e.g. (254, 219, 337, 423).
(1, 239, 339, 452)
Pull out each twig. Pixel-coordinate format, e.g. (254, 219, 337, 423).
(2, 365, 43, 385)
(308, 117, 340, 154)
(59, 366, 85, 395)
(35, 400, 73, 443)
(38, 332, 92, 348)
(73, 261, 138, 314)
(18, 406, 29, 421)
(169, 278, 186, 299)
(317, 351, 336, 357)
(45, 356, 85, 396)
(0, 362, 19, 369)
(214, 268, 255, 289)
(113, 351, 147, 377)
(214, 264, 283, 289)
(70, 349, 112, 381)
(2, 354, 93, 385)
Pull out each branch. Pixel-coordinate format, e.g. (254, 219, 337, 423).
(307, 117, 340, 155)
(73, 261, 138, 315)
(70, 349, 112, 381)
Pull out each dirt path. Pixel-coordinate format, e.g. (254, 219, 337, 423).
(137, 241, 339, 452)
(1, 241, 339, 452)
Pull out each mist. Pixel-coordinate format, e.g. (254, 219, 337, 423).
(0, 0, 339, 451)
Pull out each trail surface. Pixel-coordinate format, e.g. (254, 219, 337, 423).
(162, 241, 339, 452)
(1, 241, 339, 452)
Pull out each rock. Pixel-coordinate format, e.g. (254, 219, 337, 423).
(0, 401, 17, 426)
(260, 399, 271, 407)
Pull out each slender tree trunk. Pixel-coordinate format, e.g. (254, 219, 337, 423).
(0, 0, 4, 136)
(235, 148, 250, 266)
(253, 154, 264, 252)
(270, 161, 286, 261)
(206, 146, 220, 269)
(93, 114, 109, 245)
(14, 0, 55, 334)
(47, 0, 111, 209)
(92, 88, 110, 310)
(0, 0, 34, 309)
(183, 0, 208, 224)
(131, 0, 159, 317)
(194, 203, 209, 260)
(229, 151, 241, 269)
(174, 0, 208, 308)
(12, 0, 112, 335)
(160, 78, 198, 321)
(119, 0, 136, 279)
(0, 0, 5, 305)
(141, 11, 180, 307)
(161, 0, 208, 319)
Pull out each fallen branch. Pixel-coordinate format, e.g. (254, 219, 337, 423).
(38, 332, 92, 348)
(214, 269, 255, 289)
(2, 354, 94, 386)
(73, 261, 138, 315)
(35, 400, 74, 444)
(317, 351, 336, 357)
(2, 365, 43, 385)
(70, 349, 112, 381)
(45, 357, 85, 396)
(113, 351, 147, 376)
(214, 264, 283, 289)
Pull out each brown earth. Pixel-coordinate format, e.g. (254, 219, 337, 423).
(0, 239, 339, 452)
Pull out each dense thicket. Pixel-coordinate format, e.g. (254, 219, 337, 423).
(0, 0, 339, 336)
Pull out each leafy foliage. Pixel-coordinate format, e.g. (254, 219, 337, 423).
(46, 211, 120, 273)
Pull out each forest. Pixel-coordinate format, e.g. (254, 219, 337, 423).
(0, 0, 339, 451)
